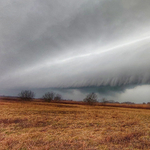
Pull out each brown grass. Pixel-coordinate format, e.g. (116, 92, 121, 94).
(0, 99, 150, 150)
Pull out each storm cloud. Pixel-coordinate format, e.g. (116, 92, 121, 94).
(0, 0, 150, 102)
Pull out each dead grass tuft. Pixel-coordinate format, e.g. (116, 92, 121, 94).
(102, 131, 143, 144)
(0, 118, 28, 126)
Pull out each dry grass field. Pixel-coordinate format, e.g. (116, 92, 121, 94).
(0, 99, 150, 150)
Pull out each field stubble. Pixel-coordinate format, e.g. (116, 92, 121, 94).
(0, 100, 150, 150)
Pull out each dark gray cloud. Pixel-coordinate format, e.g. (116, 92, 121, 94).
(0, 0, 150, 102)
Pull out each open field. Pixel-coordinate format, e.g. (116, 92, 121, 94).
(0, 100, 150, 150)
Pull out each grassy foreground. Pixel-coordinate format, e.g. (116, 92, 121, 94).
(0, 100, 150, 150)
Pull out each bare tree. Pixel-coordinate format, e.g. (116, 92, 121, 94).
(42, 92, 55, 102)
(18, 90, 35, 100)
(83, 93, 97, 105)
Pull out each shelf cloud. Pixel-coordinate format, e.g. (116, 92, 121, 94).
(0, 0, 150, 102)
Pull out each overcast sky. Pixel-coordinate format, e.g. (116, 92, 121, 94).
(0, 0, 150, 103)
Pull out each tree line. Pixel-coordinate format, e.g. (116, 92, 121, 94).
(18, 90, 99, 105)
(18, 90, 62, 102)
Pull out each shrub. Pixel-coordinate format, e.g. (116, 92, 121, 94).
(54, 94, 62, 101)
(102, 98, 106, 105)
(83, 93, 97, 105)
(42, 92, 55, 102)
(18, 90, 35, 100)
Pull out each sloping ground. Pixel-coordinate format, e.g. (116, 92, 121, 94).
(0, 100, 150, 150)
